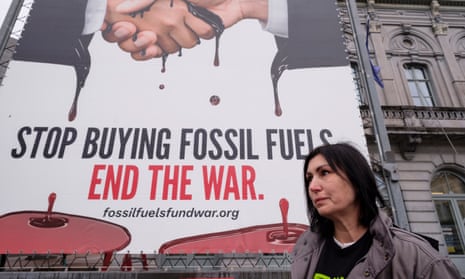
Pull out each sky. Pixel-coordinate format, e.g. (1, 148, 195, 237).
(0, 1, 13, 25)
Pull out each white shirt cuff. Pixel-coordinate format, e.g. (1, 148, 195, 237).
(262, 0, 288, 38)
(82, 0, 107, 35)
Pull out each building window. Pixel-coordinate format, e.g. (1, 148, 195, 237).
(403, 63, 435, 106)
(431, 169, 465, 255)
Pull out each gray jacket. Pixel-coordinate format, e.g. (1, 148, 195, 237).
(291, 211, 462, 279)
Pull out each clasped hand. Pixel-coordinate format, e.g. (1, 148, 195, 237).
(102, 0, 264, 61)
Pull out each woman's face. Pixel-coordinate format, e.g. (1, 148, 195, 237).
(306, 154, 359, 221)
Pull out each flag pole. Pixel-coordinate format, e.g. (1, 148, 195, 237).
(346, 0, 410, 230)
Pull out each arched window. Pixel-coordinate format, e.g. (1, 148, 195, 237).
(403, 63, 435, 106)
(431, 168, 465, 255)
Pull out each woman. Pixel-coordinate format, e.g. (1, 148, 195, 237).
(291, 143, 461, 279)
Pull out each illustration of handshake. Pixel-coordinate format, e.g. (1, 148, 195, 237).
(102, 0, 268, 61)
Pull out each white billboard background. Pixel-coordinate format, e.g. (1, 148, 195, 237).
(0, 8, 366, 253)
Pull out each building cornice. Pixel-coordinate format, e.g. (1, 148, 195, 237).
(360, 105, 465, 135)
(338, 0, 465, 7)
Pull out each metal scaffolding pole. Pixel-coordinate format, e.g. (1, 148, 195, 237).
(0, 0, 25, 86)
(346, 0, 410, 230)
(0, 0, 24, 58)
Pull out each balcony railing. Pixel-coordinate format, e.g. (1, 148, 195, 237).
(360, 105, 465, 135)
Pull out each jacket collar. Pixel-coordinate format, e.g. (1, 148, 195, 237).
(369, 210, 395, 253)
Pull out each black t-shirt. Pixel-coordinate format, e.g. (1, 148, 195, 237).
(313, 231, 373, 279)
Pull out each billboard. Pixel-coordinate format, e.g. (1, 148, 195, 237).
(0, 0, 366, 255)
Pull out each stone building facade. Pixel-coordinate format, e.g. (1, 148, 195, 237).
(339, 0, 465, 273)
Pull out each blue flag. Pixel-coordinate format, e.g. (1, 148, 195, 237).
(366, 19, 384, 88)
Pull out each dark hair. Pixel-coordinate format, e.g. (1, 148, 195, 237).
(303, 142, 385, 236)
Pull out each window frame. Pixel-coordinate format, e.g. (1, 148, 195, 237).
(403, 63, 436, 107)
(431, 167, 465, 256)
